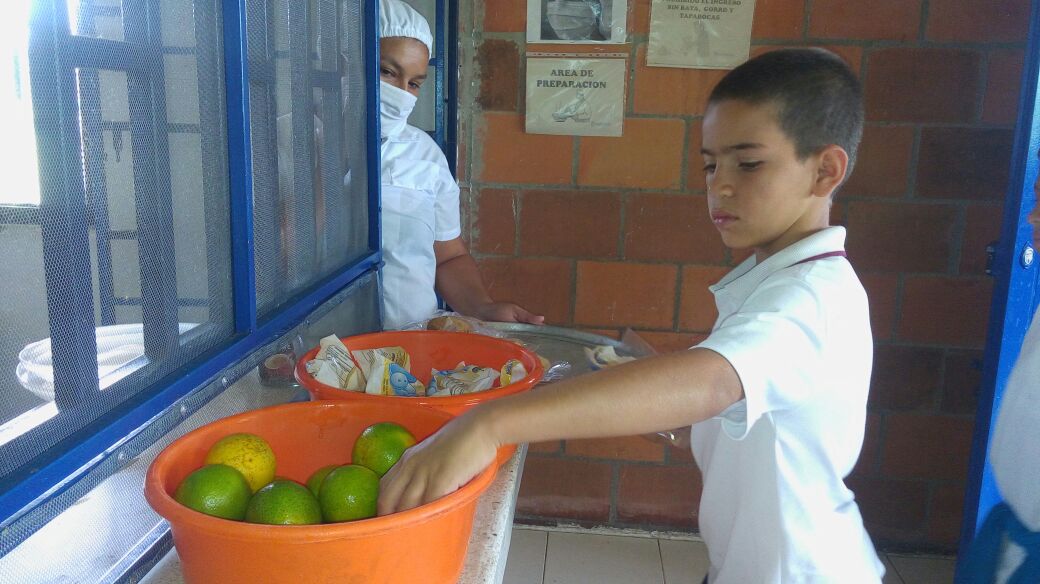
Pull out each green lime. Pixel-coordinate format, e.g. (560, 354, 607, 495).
(244, 479, 323, 525)
(306, 464, 339, 498)
(352, 422, 416, 477)
(318, 465, 380, 522)
(173, 464, 252, 521)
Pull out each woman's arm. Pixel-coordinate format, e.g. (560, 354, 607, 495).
(433, 237, 545, 324)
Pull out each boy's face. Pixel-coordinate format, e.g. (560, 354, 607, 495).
(379, 37, 429, 97)
(701, 99, 835, 260)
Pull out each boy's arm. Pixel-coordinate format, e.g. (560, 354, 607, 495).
(378, 347, 743, 514)
(433, 237, 545, 324)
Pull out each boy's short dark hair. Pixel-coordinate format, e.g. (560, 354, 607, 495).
(709, 48, 865, 180)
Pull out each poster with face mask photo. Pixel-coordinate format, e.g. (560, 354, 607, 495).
(527, 0, 628, 44)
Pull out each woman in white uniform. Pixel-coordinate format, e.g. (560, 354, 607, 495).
(375, 0, 543, 329)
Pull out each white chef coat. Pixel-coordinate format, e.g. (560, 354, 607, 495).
(379, 124, 461, 329)
(693, 227, 884, 583)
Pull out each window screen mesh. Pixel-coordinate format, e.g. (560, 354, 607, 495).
(248, 0, 370, 316)
(0, 0, 232, 479)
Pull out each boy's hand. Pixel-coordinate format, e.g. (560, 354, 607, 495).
(377, 412, 500, 515)
(475, 301, 545, 325)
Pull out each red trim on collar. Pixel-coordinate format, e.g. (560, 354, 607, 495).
(790, 251, 848, 267)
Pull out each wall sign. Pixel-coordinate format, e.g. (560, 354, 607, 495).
(525, 55, 627, 137)
(647, 0, 756, 69)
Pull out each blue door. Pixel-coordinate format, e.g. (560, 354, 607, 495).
(957, 1, 1040, 573)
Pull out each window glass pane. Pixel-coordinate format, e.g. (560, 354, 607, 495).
(0, 3, 41, 205)
(248, 0, 370, 316)
(410, 63, 436, 132)
(67, 0, 126, 42)
(1, 0, 231, 477)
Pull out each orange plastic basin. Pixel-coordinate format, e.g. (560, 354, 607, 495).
(145, 401, 497, 584)
(294, 330, 543, 415)
(295, 330, 542, 465)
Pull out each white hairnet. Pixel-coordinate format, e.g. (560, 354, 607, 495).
(379, 0, 433, 57)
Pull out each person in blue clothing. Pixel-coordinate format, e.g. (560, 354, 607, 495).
(959, 151, 1040, 584)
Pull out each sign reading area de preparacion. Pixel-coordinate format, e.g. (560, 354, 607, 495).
(647, 0, 756, 69)
(526, 57, 626, 137)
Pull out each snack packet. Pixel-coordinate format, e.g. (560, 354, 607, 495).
(364, 351, 425, 397)
(352, 346, 411, 380)
(427, 364, 498, 397)
(309, 335, 365, 391)
(499, 359, 528, 387)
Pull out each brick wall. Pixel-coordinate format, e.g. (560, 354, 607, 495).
(456, 0, 1031, 553)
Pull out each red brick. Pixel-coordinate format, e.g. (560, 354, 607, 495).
(852, 412, 882, 477)
(845, 202, 958, 273)
(516, 456, 613, 522)
(880, 413, 975, 480)
(633, 45, 728, 116)
(630, 0, 651, 35)
(917, 128, 1014, 202)
(961, 204, 1004, 275)
(476, 39, 520, 112)
(474, 188, 517, 255)
(983, 50, 1026, 125)
(842, 125, 914, 198)
(634, 330, 706, 354)
(751, 0, 805, 40)
(520, 190, 621, 258)
(678, 266, 729, 332)
(926, 0, 1031, 43)
(478, 257, 574, 325)
(899, 277, 993, 347)
(483, 0, 526, 33)
(810, 0, 921, 41)
(575, 262, 678, 328)
(865, 49, 982, 123)
(941, 351, 983, 415)
(846, 476, 929, 542)
(617, 464, 702, 528)
(927, 482, 967, 550)
(528, 440, 563, 454)
(478, 113, 573, 185)
(623, 193, 727, 263)
(860, 273, 898, 341)
(578, 118, 686, 189)
(869, 345, 942, 410)
(566, 436, 665, 462)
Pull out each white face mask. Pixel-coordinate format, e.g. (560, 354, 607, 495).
(379, 80, 416, 140)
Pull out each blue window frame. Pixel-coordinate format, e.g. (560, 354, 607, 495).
(0, 0, 381, 554)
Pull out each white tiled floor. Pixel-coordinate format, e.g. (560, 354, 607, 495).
(503, 527, 958, 584)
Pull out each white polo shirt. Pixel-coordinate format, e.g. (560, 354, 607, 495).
(379, 125, 461, 329)
(693, 227, 884, 583)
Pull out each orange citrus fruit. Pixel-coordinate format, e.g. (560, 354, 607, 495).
(244, 479, 322, 525)
(352, 422, 416, 477)
(318, 465, 380, 522)
(204, 433, 276, 492)
(173, 464, 252, 520)
(306, 464, 339, 498)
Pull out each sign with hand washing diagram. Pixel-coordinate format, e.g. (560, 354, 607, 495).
(527, 0, 628, 44)
(647, 0, 756, 69)
(525, 57, 626, 137)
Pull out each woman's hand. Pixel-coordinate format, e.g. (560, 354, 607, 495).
(474, 301, 545, 325)
(377, 411, 501, 515)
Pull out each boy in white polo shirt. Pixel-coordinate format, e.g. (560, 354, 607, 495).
(380, 48, 883, 583)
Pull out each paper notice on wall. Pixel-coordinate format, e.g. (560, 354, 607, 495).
(525, 57, 626, 137)
(528, 0, 629, 44)
(647, 0, 756, 69)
